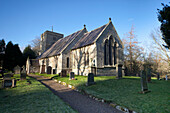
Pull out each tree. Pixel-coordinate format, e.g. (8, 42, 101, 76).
(150, 29, 170, 76)
(0, 39, 5, 69)
(123, 25, 144, 76)
(157, 3, 170, 49)
(4, 41, 24, 71)
(23, 45, 36, 65)
(31, 36, 41, 56)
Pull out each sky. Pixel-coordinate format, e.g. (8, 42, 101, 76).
(0, 0, 169, 51)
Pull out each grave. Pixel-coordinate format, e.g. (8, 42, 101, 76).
(14, 65, 21, 74)
(118, 65, 122, 79)
(86, 73, 95, 86)
(69, 72, 75, 80)
(61, 70, 67, 77)
(140, 70, 150, 94)
(157, 73, 160, 80)
(20, 66, 27, 80)
(147, 68, 151, 83)
(2, 79, 16, 88)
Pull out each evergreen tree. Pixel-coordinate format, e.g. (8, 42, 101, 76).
(23, 45, 36, 65)
(0, 39, 5, 69)
(4, 41, 24, 71)
(4, 41, 15, 70)
(157, 3, 170, 49)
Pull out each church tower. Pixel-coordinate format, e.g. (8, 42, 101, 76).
(39, 30, 64, 55)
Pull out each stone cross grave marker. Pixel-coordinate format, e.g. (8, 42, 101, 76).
(141, 70, 148, 93)
(14, 65, 21, 74)
(86, 73, 95, 86)
(20, 66, 27, 80)
(69, 72, 75, 80)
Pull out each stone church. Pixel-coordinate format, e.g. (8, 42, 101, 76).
(26, 18, 124, 76)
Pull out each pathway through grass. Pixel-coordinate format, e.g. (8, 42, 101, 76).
(49, 75, 170, 113)
(0, 75, 77, 113)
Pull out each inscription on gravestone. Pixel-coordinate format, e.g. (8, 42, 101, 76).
(86, 73, 95, 86)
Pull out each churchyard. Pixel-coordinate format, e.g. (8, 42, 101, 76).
(0, 74, 77, 113)
(34, 73, 169, 113)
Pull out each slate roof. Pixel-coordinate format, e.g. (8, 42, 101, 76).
(39, 29, 82, 59)
(72, 24, 107, 50)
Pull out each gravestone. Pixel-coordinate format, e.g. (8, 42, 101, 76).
(47, 66, 52, 74)
(20, 66, 27, 80)
(118, 65, 122, 79)
(141, 70, 148, 93)
(61, 70, 66, 77)
(157, 73, 160, 80)
(14, 65, 21, 74)
(165, 75, 168, 81)
(86, 73, 95, 86)
(2, 78, 16, 88)
(69, 72, 75, 80)
(147, 68, 151, 83)
(53, 69, 56, 74)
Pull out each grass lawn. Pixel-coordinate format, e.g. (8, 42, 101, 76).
(0, 74, 77, 113)
(39, 74, 170, 113)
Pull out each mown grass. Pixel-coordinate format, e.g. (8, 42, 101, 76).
(40, 74, 170, 113)
(0, 74, 77, 113)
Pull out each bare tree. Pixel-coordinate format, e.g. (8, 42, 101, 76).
(31, 36, 41, 56)
(150, 29, 170, 76)
(123, 25, 144, 76)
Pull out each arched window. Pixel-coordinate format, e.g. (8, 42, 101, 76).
(109, 37, 113, 65)
(86, 52, 89, 66)
(104, 39, 109, 65)
(84, 53, 86, 66)
(114, 42, 117, 65)
(67, 57, 69, 68)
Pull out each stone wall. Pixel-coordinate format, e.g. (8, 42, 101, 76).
(72, 44, 96, 76)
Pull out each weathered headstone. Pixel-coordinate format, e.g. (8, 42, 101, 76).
(165, 75, 168, 81)
(86, 73, 95, 86)
(14, 65, 21, 74)
(20, 66, 27, 80)
(2, 78, 16, 88)
(147, 68, 151, 83)
(69, 72, 75, 80)
(61, 70, 67, 77)
(141, 70, 148, 93)
(118, 65, 122, 79)
(157, 73, 160, 80)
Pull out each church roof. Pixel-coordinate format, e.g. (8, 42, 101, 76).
(72, 24, 107, 50)
(39, 29, 82, 59)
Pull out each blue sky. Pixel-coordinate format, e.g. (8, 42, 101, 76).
(0, 0, 169, 51)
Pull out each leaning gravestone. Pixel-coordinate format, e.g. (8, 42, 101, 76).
(61, 70, 67, 77)
(140, 70, 149, 93)
(20, 66, 27, 80)
(86, 73, 95, 86)
(14, 65, 21, 74)
(69, 72, 75, 80)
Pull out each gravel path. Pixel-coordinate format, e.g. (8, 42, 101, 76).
(28, 74, 123, 113)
